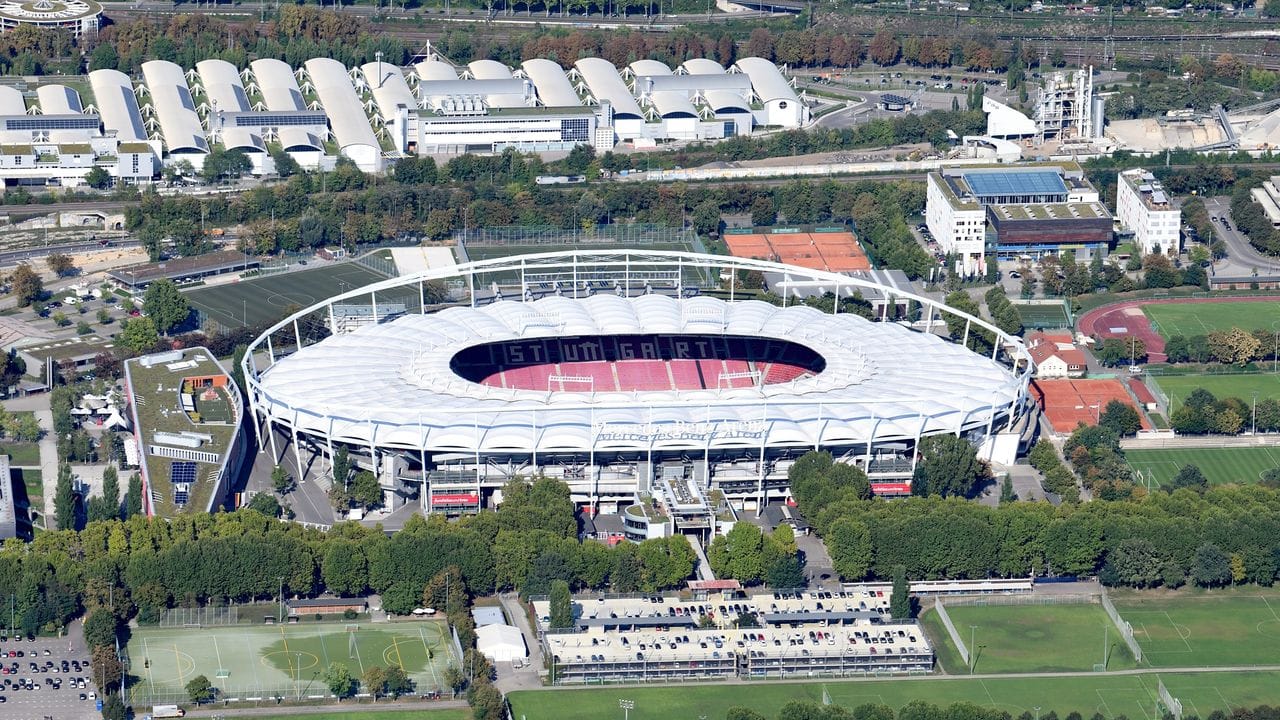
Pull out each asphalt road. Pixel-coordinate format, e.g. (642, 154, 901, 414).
(1202, 196, 1280, 278)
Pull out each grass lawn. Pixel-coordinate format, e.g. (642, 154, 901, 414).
(1110, 588, 1280, 667)
(245, 709, 468, 720)
(920, 603, 1135, 674)
(1125, 447, 1280, 487)
(0, 441, 40, 466)
(508, 670, 1280, 720)
(1143, 301, 1280, 340)
(1151, 373, 1280, 405)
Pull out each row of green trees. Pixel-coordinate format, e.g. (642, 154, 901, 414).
(1163, 329, 1280, 367)
(1170, 388, 1280, 436)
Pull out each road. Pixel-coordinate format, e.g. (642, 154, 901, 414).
(0, 239, 142, 267)
(1, 200, 138, 216)
(184, 698, 469, 717)
(1203, 196, 1280, 278)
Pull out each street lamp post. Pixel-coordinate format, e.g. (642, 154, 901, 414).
(620, 699, 635, 720)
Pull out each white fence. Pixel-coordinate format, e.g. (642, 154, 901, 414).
(1100, 588, 1144, 663)
(932, 598, 969, 668)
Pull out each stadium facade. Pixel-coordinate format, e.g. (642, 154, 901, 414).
(2, 53, 807, 186)
(243, 252, 1033, 517)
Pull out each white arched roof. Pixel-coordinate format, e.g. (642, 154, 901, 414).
(521, 59, 579, 108)
(0, 86, 25, 115)
(574, 58, 643, 119)
(36, 84, 81, 114)
(983, 96, 1037, 138)
(705, 90, 750, 113)
(141, 60, 208, 153)
(629, 59, 672, 77)
(681, 58, 725, 75)
(468, 59, 513, 80)
(196, 59, 250, 111)
(303, 58, 380, 169)
(415, 59, 458, 81)
(360, 62, 418, 120)
(734, 57, 798, 105)
(250, 58, 306, 111)
(648, 91, 697, 119)
(88, 69, 145, 142)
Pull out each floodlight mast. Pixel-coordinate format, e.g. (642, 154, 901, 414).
(620, 699, 635, 720)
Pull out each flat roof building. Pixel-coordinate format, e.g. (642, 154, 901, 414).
(1116, 168, 1181, 256)
(108, 249, 259, 290)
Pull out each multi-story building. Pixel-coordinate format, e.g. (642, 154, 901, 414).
(926, 172, 988, 276)
(1116, 169, 1181, 256)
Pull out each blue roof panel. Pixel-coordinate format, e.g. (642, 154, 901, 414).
(963, 170, 1066, 197)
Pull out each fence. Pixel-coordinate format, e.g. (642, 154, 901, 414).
(157, 605, 240, 628)
(943, 593, 1100, 607)
(1099, 587, 1144, 663)
(354, 251, 399, 278)
(1158, 677, 1183, 720)
(932, 598, 969, 668)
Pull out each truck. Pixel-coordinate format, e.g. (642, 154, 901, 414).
(149, 705, 185, 718)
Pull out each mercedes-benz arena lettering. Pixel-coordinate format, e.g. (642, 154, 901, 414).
(243, 252, 1032, 514)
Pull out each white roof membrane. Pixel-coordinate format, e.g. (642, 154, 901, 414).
(521, 59, 580, 108)
(0, 86, 25, 115)
(303, 57, 379, 159)
(415, 60, 459, 81)
(250, 58, 306, 111)
(196, 59, 250, 112)
(734, 57, 798, 105)
(360, 62, 419, 120)
(468, 59, 514, 80)
(36, 84, 82, 114)
(141, 60, 209, 153)
(88, 69, 145, 142)
(574, 58, 643, 119)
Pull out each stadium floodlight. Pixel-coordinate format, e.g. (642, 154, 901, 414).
(620, 699, 635, 720)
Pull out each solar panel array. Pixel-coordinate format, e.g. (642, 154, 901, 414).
(171, 461, 197, 505)
(962, 170, 1067, 198)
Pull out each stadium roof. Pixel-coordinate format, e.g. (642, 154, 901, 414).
(253, 285, 1023, 453)
(360, 62, 419, 121)
(88, 69, 146, 142)
(36, 84, 82, 114)
(521, 59, 580, 108)
(415, 59, 459, 81)
(963, 169, 1067, 197)
(574, 58, 643, 119)
(0, 86, 24, 115)
(196, 59, 250, 112)
(468, 59, 513, 80)
(250, 58, 306, 111)
(303, 58, 380, 169)
(141, 60, 209, 154)
(733, 57, 797, 105)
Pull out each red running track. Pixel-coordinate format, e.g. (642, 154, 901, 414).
(1076, 296, 1280, 364)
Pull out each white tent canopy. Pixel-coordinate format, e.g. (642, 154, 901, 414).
(476, 624, 527, 663)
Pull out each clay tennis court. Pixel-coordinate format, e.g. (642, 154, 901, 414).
(723, 230, 871, 273)
(1077, 296, 1280, 364)
(1031, 378, 1149, 434)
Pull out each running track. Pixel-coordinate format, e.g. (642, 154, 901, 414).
(1077, 296, 1280, 364)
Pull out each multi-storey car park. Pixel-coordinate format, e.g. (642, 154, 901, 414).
(242, 251, 1033, 520)
(0, 52, 808, 185)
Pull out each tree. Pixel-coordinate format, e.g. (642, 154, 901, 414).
(87, 465, 121, 524)
(548, 579, 573, 629)
(247, 492, 282, 517)
(827, 518, 871, 581)
(124, 473, 142, 519)
(1190, 542, 1231, 587)
(54, 462, 77, 531)
(272, 464, 292, 494)
(186, 674, 215, 705)
(10, 264, 42, 307)
(912, 434, 990, 498)
(142, 279, 190, 334)
(351, 470, 382, 509)
(385, 666, 412, 697)
(84, 166, 112, 190)
(362, 665, 388, 698)
(470, 682, 506, 720)
(46, 253, 75, 277)
(1167, 464, 1208, 493)
(92, 645, 124, 689)
(727, 709, 769, 720)
(324, 662, 357, 699)
(1098, 400, 1142, 437)
(101, 693, 127, 720)
(1207, 327, 1261, 366)
(889, 565, 911, 619)
(322, 540, 368, 596)
(83, 608, 118, 649)
(999, 475, 1017, 503)
(443, 665, 467, 697)
(332, 445, 350, 485)
(119, 317, 160, 355)
(750, 196, 777, 227)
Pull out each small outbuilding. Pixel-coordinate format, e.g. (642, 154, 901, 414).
(475, 624, 527, 664)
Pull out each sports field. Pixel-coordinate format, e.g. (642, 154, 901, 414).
(1111, 589, 1280, 667)
(126, 621, 455, 706)
(1152, 373, 1280, 404)
(1143, 301, 1280, 340)
(250, 710, 468, 720)
(1015, 302, 1071, 329)
(462, 242, 695, 262)
(184, 262, 392, 329)
(508, 669, 1280, 720)
(1126, 447, 1280, 486)
(921, 603, 1136, 674)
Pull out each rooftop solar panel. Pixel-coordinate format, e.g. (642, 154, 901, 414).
(170, 461, 197, 484)
(880, 94, 910, 104)
(962, 170, 1067, 197)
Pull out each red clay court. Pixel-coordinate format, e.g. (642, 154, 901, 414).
(1032, 378, 1149, 435)
(1077, 296, 1280, 364)
(724, 230, 871, 273)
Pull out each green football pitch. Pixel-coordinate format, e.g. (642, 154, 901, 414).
(1126, 447, 1280, 487)
(1143, 301, 1280, 340)
(1111, 589, 1280, 667)
(508, 670, 1280, 720)
(184, 262, 393, 330)
(920, 603, 1136, 674)
(126, 621, 456, 706)
(1151, 373, 1280, 404)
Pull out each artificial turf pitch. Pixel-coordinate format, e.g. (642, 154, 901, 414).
(920, 603, 1137, 674)
(184, 262, 392, 329)
(127, 621, 455, 706)
(1110, 590, 1280, 667)
(507, 670, 1280, 720)
(1125, 447, 1280, 487)
(1143, 301, 1280, 340)
(1151, 373, 1280, 404)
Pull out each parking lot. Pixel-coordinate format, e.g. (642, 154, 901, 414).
(0, 633, 100, 720)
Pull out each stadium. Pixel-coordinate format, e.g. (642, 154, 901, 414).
(242, 251, 1033, 516)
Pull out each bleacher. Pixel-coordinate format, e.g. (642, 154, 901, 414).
(562, 362, 617, 391)
(615, 360, 674, 391)
(670, 360, 704, 390)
